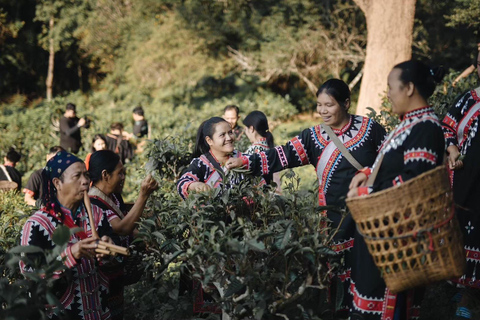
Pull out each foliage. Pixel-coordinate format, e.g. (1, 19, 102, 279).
(0, 225, 74, 320)
(0, 190, 31, 253)
(127, 137, 339, 319)
(446, 0, 480, 29)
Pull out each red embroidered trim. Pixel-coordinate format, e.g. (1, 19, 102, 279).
(259, 152, 268, 175)
(465, 247, 480, 262)
(358, 167, 371, 177)
(318, 192, 327, 206)
(471, 89, 480, 102)
(442, 114, 458, 130)
(290, 137, 309, 165)
(331, 239, 354, 253)
(350, 282, 384, 313)
(332, 115, 352, 135)
(404, 151, 437, 164)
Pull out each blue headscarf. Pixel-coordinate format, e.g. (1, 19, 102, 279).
(41, 151, 83, 213)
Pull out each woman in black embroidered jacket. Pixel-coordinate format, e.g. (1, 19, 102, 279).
(225, 79, 387, 315)
(347, 60, 445, 320)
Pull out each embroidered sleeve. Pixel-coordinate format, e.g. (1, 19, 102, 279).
(442, 91, 470, 147)
(176, 159, 202, 200)
(371, 120, 388, 152)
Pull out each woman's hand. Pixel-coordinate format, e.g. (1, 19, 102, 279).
(70, 237, 100, 260)
(347, 187, 359, 199)
(225, 158, 244, 170)
(95, 236, 114, 260)
(140, 174, 159, 197)
(447, 145, 463, 170)
(349, 172, 368, 189)
(188, 182, 211, 193)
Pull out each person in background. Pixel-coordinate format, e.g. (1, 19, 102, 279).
(59, 103, 86, 153)
(23, 146, 63, 206)
(20, 151, 114, 320)
(105, 122, 134, 164)
(223, 105, 244, 140)
(348, 60, 445, 320)
(225, 79, 387, 317)
(132, 106, 149, 138)
(243, 110, 281, 191)
(88, 150, 158, 320)
(0, 147, 22, 191)
(85, 134, 107, 170)
(442, 49, 480, 319)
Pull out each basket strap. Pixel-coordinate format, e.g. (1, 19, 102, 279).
(366, 153, 385, 187)
(323, 125, 363, 171)
(0, 165, 12, 182)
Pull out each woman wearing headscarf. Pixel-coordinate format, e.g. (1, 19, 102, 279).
(20, 151, 114, 320)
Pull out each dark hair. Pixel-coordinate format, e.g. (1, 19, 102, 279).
(316, 79, 351, 109)
(133, 106, 144, 116)
(66, 103, 76, 111)
(91, 134, 107, 152)
(393, 60, 445, 100)
(223, 105, 240, 115)
(243, 111, 274, 148)
(48, 146, 64, 155)
(88, 150, 121, 184)
(110, 122, 124, 131)
(193, 117, 230, 158)
(6, 147, 21, 163)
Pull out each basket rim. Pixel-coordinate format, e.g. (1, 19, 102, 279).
(345, 165, 448, 205)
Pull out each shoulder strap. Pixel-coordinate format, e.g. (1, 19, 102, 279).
(366, 153, 385, 187)
(89, 187, 125, 219)
(204, 152, 225, 174)
(0, 165, 12, 182)
(323, 125, 363, 171)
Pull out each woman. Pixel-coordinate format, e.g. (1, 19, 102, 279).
(243, 110, 275, 154)
(442, 49, 480, 319)
(226, 79, 387, 315)
(243, 110, 281, 191)
(348, 60, 445, 320)
(85, 134, 107, 170)
(88, 150, 158, 320)
(177, 116, 255, 200)
(21, 151, 114, 320)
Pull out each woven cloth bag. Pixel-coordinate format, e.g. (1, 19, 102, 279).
(346, 165, 465, 293)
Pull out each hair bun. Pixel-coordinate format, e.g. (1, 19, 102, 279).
(430, 66, 445, 83)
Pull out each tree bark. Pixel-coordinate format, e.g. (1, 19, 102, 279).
(353, 0, 416, 116)
(46, 17, 54, 101)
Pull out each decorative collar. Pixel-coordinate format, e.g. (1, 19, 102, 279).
(332, 114, 352, 135)
(402, 106, 434, 121)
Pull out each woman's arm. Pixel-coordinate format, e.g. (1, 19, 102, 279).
(110, 175, 158, 235)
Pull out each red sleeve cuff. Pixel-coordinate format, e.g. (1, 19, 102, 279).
(61, 245, 78, 269)
(240, 155, 249, 168)
(357, 167, 372, 178)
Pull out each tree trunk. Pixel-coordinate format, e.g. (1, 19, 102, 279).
(46, 17, 55, 101)
(353, 0, 416, 116)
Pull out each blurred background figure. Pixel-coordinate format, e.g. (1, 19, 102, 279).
(223, 105, 244, 140)
(132, 106, 149, 139)
(85, 134, 107, 170)
(105, 122, 134, 164)
(23, 146, 63, 206)
(0, 147, 22, 192)
(59, 103, 88, 153)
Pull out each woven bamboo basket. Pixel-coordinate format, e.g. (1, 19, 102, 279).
(346, 165, 465, 293)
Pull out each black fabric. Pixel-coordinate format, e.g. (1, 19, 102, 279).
(24, 169, 43, 199)
(105, 133, 134, 164)
(0, 165, 22, 191)
(442, 89, 480, 288)
(59, 116, 82, 153)
(133, 119, 148, 138)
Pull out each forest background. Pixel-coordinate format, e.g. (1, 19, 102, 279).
(1, 0, 480, 319)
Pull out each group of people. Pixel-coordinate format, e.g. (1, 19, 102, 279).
(177, 57, 480, 320)
(10, 51, 480, 320)
(59, 103, 149, 161)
